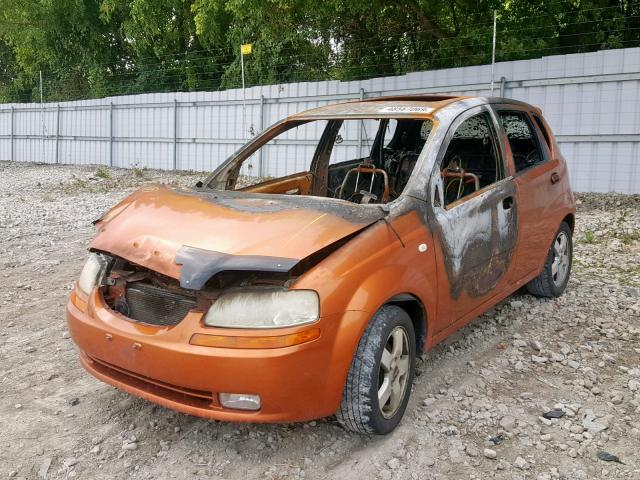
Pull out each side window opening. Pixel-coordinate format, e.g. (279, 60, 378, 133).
(383, 119, 398, 148)
(532, 114, 552, 151)
(499, 111, 546, 173)
(439, 112, 503, 207)
(237, 120, 327, 189)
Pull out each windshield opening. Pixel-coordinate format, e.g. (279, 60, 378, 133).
(208, 117, 434, 205)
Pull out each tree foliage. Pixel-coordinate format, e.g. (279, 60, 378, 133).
(0, 0, 638, 102)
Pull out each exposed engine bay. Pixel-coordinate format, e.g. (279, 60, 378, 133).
(96, 226, 361, 327)
(99, 254, 294, 327)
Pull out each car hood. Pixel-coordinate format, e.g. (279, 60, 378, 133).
(90, 184, 385, 286)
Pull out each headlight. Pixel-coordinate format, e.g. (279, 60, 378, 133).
(78, 253, 109, 296)
(203, 288, 319, 328)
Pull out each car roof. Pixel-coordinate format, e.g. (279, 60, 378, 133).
(290, 95, 536, 120)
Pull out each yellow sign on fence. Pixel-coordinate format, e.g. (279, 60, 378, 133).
(241, 44, 252, 55)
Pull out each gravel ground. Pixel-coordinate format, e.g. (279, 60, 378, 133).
(1, 161, 639, 480)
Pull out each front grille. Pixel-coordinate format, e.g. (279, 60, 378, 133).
(124, 283, 196, 326)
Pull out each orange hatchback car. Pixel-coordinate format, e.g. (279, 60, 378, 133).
(67, 95, 575, 434)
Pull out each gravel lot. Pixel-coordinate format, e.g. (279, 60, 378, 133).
(1, 161, 639, 480)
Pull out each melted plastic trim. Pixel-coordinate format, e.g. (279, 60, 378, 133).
(176, 246, 299, 290)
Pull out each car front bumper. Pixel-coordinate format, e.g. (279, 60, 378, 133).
(66, 287, 366, 423)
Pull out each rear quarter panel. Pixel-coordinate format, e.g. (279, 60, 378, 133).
(513, 114, 576, 279)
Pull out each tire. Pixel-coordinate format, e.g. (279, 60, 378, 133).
(526, 221, 573, 298)
(336, 305, 416, 435)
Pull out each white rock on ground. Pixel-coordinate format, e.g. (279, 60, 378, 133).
(0, 161, 638, 480)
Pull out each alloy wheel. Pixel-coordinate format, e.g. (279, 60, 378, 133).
(551, 231, 570, 287)
(378, 326, 410, 419)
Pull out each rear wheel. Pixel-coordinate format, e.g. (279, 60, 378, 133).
(526, 222, 573, 297)
(336, 305, 416, 434)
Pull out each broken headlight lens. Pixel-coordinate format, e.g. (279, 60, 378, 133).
(203, 289, 319, 328)
(78, 252, 109, 296)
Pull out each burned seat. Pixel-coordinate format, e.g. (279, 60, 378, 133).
(335, 161, 390, 204)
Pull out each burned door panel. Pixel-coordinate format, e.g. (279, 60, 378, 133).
(425, 106, 519, 331)
(432, 181, 518, 301)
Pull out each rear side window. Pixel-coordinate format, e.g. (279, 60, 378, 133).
(532, 114, 551, 151)
(498, 112, 545, 172)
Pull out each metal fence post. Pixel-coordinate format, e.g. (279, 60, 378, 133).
(173, 99, 178, 170)
(358, 88, 365, 156)
(55, 104, 60, 164)
(10, 106, 14, 161)
(258, 94, 265, 177)
(499, 76, 507, 98)
(109, 102, 114, 167)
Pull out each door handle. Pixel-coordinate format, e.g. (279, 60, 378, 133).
(550, 172, 561, 184)
(502, 196, 514, 210)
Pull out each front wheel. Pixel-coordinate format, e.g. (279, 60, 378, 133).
(336, 305, 416, 434)
(526, 221, 573, 297)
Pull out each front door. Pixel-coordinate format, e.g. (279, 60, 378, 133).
(429, 107, 519, 331)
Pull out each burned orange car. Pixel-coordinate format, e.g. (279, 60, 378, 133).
(67, 95, 575, 434)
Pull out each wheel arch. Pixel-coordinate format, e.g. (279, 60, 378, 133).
(385, 293, 427, 353)
(562, 212, 575, 233)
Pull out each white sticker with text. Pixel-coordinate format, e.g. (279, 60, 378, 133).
(379, 106, 434, 113)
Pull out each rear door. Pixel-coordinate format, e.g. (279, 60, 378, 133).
(494, 106, 561, 283)
(429, 106, 519, 330)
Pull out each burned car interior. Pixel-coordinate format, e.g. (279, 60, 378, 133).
(439, 112, 504, 206)
(207, 109, 512, 208)
(498, 111, 546, 172)
(328, 119, 432, 204)
(223, 117, 434, 205)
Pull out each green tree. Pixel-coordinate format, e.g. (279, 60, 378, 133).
(100, 0, 231, 93)
(193, 0, 332, 88)
(0, 0, 125, 101)
(0, 0, 638, 102)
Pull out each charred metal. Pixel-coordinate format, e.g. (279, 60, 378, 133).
(175, 187, 387, 224)
(176, 246, 298, 290)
